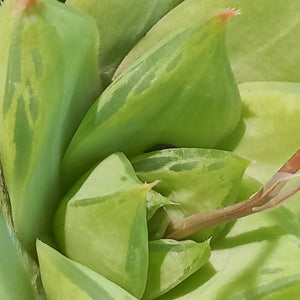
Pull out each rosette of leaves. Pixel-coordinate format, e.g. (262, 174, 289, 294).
(0, 0, 300, 299)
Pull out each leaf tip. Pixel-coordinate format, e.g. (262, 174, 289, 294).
(217, 8, 241, 22)
(16, 0, 37, 12)
(147, 180, 161, 190)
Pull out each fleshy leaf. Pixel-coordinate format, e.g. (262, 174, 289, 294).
(143, 239, 210, 299)
(54, 154, 157, 298)
(55, 187, 150, 298)
(221, 82, 300, 219)
(115, 0, 300, 83)
(132, 148, 248, 240)
(66, 0, 184, 86)
(58, 153, 171, 220)
(0, 0, 100, 254)
(62, 12, 241, 186)
(36, 240, 138, 300)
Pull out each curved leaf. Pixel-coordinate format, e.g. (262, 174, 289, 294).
(115, 0, 300, 83)
(67, 0, 184, 86)
(143, 239, 210, 299)
(0, 0, 100, 254)
(132, 148, 248, 240)
(37, 240, 137, 300)
(62, 13, 241, 186)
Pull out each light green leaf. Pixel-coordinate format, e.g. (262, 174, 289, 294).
(115, 0, 300, 83)
(143, 239, 210, 300)
(0, 0, 100, 254)
(54, 154, 155, 298)
(132, 148, 248, 240)
(37, 240, 138, 300)
(58, 152, 171, 220)
(62, 14, 241, 186)
(67, 0, 184, 86)
(54, 186, 150, 298)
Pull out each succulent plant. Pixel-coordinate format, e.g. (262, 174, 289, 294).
(1, 0, 300, 299)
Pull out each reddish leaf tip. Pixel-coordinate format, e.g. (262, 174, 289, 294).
(24, 0, 37, 8)
(16, 0, 37, 12)
(217, 8, 241, 22)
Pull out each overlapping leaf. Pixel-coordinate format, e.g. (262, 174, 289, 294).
(62, 13, 241, 186)
(132, 148, 248, 240)
(37, 241, 138, 300)
(0, 0, 100, 254)
(67, 0, 184, 86)
(54, 153, 160, 298)
(115, 0, 300, 83)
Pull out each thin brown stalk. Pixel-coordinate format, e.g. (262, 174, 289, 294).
(164, 149, 300, 240)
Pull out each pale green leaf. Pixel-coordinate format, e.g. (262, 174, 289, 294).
(115, 0, 300, 83)
(37, 240, 138, 300)
(67, 0, 184, 86)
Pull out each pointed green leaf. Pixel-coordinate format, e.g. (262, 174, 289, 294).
(143, 239, 210, 299)
(0, 0, 100, 254)
(55, 187, 150, 298)
(62, 14, 241, 186)
(66, 0, 184, 86)
(37, 240, 138, 300)
(132, 148, 248, 239)
(115, 0, 300, 83)
(54, 154, 156, 298)
(58, 152, 171, 220)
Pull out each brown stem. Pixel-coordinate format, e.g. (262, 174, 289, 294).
(0, 156, 14, 228)
(164, 149, 300, 240)
(279, 149, 300, 173)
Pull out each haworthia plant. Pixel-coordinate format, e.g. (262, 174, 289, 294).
(54, 154, 160, 298)
(143, 239, 210, 300)
(132, 148, 248, 239)
(0, 0, 100, 254)
(66, 0, 184, 86)
(221, 82, 300, 218)
(62, 13, 241, 186)
(36, 240, 138, 300)
(115, 0, 300, 83)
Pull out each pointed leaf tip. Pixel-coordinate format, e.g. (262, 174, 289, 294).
(16, 0, 37, 11)
(217, 8, 240, 22)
